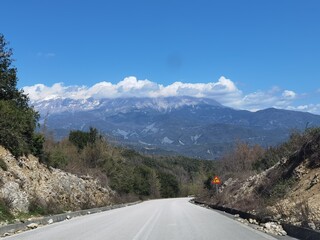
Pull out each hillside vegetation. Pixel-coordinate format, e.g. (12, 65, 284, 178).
(41, 127, 216, 201)
(200, 128, 320, 230)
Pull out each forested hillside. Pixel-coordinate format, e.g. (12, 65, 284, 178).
(41, 127, 217, 201)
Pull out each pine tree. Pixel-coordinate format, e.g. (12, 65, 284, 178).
(0, 34, 29, 108)
(0, 33, 41, 156)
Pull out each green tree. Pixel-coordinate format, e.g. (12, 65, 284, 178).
(88, 127, 99, 144)
(0, 34, 28, 108)
(69, 130, 89, 150)
(69, 127, 99, 151)
(158, 172, 180, 198)
(203, 176, 213, 190)
(0, 34, 40, 157)
(50, 150, 68, 168)
(149, 169, 161, 198)
(132, 166, 152, 196)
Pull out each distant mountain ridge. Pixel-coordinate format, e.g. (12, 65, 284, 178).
(33, 96, 223, 115)
(32, 96, 320, 159)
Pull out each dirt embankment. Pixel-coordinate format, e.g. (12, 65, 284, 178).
(202, 133, 320, 230)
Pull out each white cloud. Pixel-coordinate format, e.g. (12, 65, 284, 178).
(239, 91, 280, 111)
(23, 83, 68, 101)
(23, 76, 319, 114)
(287, 104, 320, 114)
(282, 90, 296, 99)
(149, 76, 242, 105)
(23, 76, 242, 104)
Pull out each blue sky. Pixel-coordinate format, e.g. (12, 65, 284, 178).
(1, 0, 320, 113)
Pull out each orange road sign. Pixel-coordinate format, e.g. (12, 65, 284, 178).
(211, 176, 221, 184)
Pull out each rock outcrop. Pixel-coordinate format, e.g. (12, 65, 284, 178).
(0, 146, 114, 214)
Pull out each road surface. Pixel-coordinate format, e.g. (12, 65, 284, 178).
(6, 198, 284, 240)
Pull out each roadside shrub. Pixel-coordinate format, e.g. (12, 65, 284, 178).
(299, 201, 312, 225)
(28, 196, 63, 215)
(252, 148, 280, 172)
(49, 150, 68, 168)
(0, 198, 14, 221)
(269, 178, 296, 199)
(255, 175, 296, 205)
(28, 198, 47, 216)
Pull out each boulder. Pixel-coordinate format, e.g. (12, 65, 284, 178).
(27, 223, 38, 229)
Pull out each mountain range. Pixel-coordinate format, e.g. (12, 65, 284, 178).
(32, 96, 320, 159)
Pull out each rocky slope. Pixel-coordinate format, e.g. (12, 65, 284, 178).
(204, 131, 320, 230)
(0, 146, 114, 214)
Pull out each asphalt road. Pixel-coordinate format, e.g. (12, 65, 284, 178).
(6, 198, 284, 240)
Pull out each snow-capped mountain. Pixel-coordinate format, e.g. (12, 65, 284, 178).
(33, 96, 222, 115)
(32, 96, 320, 159)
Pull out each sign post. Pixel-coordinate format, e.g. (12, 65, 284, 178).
(211, 176, 221, 194)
